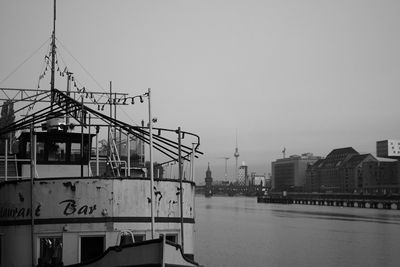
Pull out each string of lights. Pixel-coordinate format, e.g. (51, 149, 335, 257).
(0, 89, 203, 166)
(53, 51, 148, 111)
(25, 43, 53, 116)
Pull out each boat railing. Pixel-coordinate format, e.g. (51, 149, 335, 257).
(0, 156, 38, 181)
(88, 159, 128, 177)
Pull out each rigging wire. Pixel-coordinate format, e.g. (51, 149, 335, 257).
(24, 41, 53, 118)
(0, 100, 202, 169)
(0, 37, 51, 87)
(36, 39, 53, 89)
(12, 92, 51, 114)
(55, 38, 140, 127)
(55, 38, 107, 93)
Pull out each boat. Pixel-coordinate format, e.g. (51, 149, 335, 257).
(0, 1, 202, 266)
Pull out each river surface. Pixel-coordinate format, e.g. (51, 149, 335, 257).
(194, 195, 400, 267)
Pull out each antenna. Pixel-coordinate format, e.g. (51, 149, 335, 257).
(50, 0, 56, 105)
(282, 147, 286, 159)
(234, 130, 239, 181)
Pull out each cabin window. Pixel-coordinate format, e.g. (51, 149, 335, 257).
(165, 234, 178, 244)
(120, 233, 145, 245)
(25, 142, 30, 158)
(120, 233, 133, 246)
(70, 143, 81, 162)
(37, 142, 45, 161)
(25, 141, 46, 161)
(19, 132, 92, 165)
(38, 237, 62, 266)
(48, 141, 66, 162)
(80, 236, 104, 263)
(134, 234, 145, 242)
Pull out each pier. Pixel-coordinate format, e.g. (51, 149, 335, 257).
(257, 192, 400, 210)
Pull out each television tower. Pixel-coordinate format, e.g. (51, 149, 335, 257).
(234, 131, 240, 181)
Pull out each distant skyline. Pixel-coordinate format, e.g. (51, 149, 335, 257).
(1, 0, 400, 181)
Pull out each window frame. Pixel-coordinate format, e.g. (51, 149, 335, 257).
(118, 231, 146, 246)
(133, 234, 146, 243)
(18, 132, 93, 165)
(36, 234, 63, 267)
(165, 233, 179, 244)
(79, 234, 105, 263)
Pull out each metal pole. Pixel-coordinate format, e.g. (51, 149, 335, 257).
(141, 120, 145, 168)
(30, 123, 35, 267)
(50, 0, 56, 107)
(148, 88, 155, 239)
(114, 92, 117, 149)
(108, 81, 112, 157)
(88, 114, 91, 176)
(5, 139, 8, 181)
(178, 127, 184, 252)
(96, 130, 99, 176)
(190, 145, 196, 233)
(9, 132, 12, 154)
(66, 72, 72, 126)
(34, 134, 37, 177)
(190, 143, 195, 182)
(114, 92, 117, 121)
(127, 133, 131, 177)
(80, 97, 84, 178)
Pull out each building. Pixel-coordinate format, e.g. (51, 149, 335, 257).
(376, 139, 400, 158)
(305, 147, 377, 193)
(272, 153, 321, 192)
(304, 158, 324, 192)
(238, 162, 249, 186)
(341, 154, 377, 193)
(361, 139, 400, 194)
(362, 160, 400, 194)
(251, 172, 266, 187)
(204, 163, 213, 196)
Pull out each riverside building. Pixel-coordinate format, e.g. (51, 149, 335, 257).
(305, 147, 377, 193)
(271, 153, 321, 192)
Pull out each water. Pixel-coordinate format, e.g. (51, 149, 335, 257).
(194, 195, 400, 267)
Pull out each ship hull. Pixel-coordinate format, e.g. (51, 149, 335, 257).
(0, 177, 197, 266)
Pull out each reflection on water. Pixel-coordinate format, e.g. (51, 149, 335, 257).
(195, 196, 400, 267)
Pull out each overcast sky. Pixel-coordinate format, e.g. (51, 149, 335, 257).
(1, 0, 400, 181)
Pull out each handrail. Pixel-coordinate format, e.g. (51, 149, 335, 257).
(88, 159, 127, 177)
(116, 230, 135, 246)
(1, 155, 32, 180)
(0, 158, 31, 162)
(1, 156, 29, 180)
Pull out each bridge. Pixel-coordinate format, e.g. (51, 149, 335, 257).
(196, 184, 265, 196)
(258, 192, 400, 210)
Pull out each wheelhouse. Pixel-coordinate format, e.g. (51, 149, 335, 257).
(18, 131, 93, 165)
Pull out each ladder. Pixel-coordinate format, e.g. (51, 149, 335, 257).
(108, 128, 121, 177)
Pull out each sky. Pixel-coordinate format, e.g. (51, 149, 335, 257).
(1, 0, 400, 182)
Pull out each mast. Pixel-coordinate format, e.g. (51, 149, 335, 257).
(148, 88, 155, 239)
(50, 0, 56, 105)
